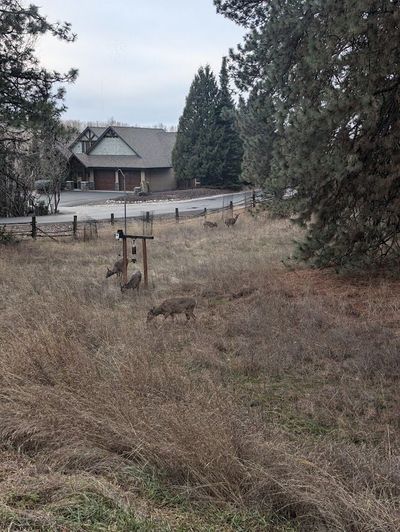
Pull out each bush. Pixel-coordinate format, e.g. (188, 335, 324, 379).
(0, 225, 17, 245)
(34, 179, 51, 193)
(34, 201, 49, 216)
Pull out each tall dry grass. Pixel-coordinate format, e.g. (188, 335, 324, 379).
(0, 213, 399, 530)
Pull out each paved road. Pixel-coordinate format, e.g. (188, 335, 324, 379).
(0, 191, 254, 225)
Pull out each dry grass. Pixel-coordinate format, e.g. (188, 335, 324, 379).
(0, 212, 399, 531)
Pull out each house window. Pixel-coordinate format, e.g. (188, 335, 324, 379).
(81, 141, 92, 153)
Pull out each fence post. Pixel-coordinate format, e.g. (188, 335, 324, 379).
(142, 238, 149, 289)
(203, 207, 207, 218)
(252, 189, 256, 209)
(73, 215, 78, 238)
(146, 211, 150, 223)
(229, 201, 233, 216)
(31, 216, 37, 239)
(122, 235, 128, 286)
(110, 213, 114, 225)
(175, 207, 179, 223)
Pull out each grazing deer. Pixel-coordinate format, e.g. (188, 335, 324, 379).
(224, 213, 240, 227)
(106, 258, 126, 279)
(203, 221, 218, 228)
(147, 297, 196, 322)
(121, 270, 142, 293)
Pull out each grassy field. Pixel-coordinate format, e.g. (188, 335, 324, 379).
(0, 212, 399, 531)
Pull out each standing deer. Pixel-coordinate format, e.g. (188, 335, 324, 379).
(106, 258, 126, 279)
(224, 213, 240, 227)
(121, 270, 142, 293)
(147, 297, 196, 322)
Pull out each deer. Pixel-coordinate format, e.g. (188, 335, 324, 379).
(106, 258, 126, 279)
(203, 221, 218, 228)
(147, 297, 196, 322)
(224, 213, 240, 227)
(121, 270, 142, 293)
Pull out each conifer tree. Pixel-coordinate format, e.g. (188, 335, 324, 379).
(0, 0, 77, 217)
(172, 66, 221, 186)
(215, 57, 243, 188)
(216, 0, 400, 269)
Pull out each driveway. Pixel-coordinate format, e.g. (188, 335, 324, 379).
(0, 191, 255, 225)
(58, 190, 123, 208)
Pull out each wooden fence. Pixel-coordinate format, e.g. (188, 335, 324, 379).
(2, 190, 263, 241)
(2, 215, 80, 241)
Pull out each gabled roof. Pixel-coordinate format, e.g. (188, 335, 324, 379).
(68, 126, 176, 169)
(68, 126, 105, 150)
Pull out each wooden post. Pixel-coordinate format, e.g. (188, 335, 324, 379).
(146, 211, 150, 223)
(31, 216, 37, 239)
(229, 200, 233, 216)
(122, 236, 128, 285)
(111, 213, 115, 225)
(175, 207, 179, 223)
(203, 207, 207, 218)
(142, 238, 148, 289)
(252, 189, 256, 209)
(73, 215, 78, 238)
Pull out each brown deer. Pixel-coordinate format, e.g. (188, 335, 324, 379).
(121, 270, 142, 293)
(224, 213, 240, 227)
(147, 297, 196, 322)
(106, 258, 126, 279)
(203, 221, 218, 228)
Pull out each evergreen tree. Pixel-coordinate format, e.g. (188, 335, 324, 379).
(238, 92, 277, 190)
(215, 57, 243, 187)
(172, 66, 221, 186)
(0, 0, 77, 217)
(216, 0, 400, 269)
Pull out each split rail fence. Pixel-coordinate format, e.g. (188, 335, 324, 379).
(2, 190, 267, 241)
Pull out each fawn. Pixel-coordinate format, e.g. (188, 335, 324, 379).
(121, 270, 142, 293)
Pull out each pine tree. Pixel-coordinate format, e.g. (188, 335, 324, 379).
(215, 0, 400, 269)
(0, 0, 77, 217)
(172, 66, 221, 186)
(215, 57, 243, 188)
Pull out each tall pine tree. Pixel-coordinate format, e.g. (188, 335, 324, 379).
(215, 57, 243, 188)
(172, 66, 221, 186)
(216, 0, 400, 269)
(0, 0, 77, 217)
(173, 62, 243, 188)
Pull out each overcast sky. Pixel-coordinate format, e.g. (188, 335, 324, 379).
(35, 1, 244, 127)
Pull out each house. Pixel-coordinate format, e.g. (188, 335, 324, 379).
(65, 125, 177, 191)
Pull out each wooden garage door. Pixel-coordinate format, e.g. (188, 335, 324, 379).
(94, 170, 115, 190)
(122, 170, 141, 191)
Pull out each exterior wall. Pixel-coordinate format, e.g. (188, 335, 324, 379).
(90, 137, 136, 156)
(71, 143, 83, 154)
(147, 168, 176, 192)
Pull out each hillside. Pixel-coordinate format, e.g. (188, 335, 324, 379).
(0, 213, 399, 531)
